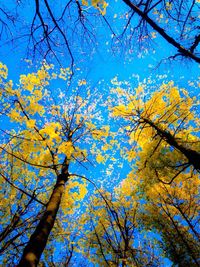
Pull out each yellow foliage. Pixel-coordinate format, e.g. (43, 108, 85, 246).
(82, 0, 88, 6)
(78, 79, 87, 86)
(82, 0, 108, 15)
(39, 122, 61, 138)
(101, 143, 111, 151)
(127, 149, 136, 161)
(0, 62, 8, 80)
(26, 119, 36, 129)
(96, 153, 104, 163)
(8, 109, 22, 123)
(58, 141, 74, 158)
(112, 104, 127, 116)
(61, 179, 87, 216)
(92, 129, 106, 139)
(60, 186, 75, 216)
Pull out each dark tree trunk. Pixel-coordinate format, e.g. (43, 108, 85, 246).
(143, 118, 200, 171)
(17, 173, 68, 267)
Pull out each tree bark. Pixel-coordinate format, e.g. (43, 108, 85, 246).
(142, 117, 200, 171)
(17, 173, 68, 267)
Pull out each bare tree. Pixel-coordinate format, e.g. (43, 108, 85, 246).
(121, 0, 200, 63)
(1, 0, 200, 66)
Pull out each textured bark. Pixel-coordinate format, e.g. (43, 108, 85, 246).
(17, 173, 68, 267)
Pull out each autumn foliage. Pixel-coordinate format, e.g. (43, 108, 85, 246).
(0, 61, 199, 267)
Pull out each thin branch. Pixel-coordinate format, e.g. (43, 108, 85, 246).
(122, 0, 200, 63)
(0, 172, 46, 206)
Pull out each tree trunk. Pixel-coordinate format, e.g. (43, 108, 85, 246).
(17, 173, 68, 267)
(142, 118, 200, 171)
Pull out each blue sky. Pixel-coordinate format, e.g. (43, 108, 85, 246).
(1, 1, 199, 85)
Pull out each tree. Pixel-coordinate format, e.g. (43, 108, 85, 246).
(0, 191, 43, 264)
(0, 62, 199, 266)
(110, 78, 200, 265)
(121, 0, 200, 63)
(1, 0, 200, 66)
(78, 190, 161, 266)
(0, 0, 108, 68)
(0, 62, 110, 266)
(139, 173, 200, 266)
(111, 80, 200, 182)
(117, 167, 200, 266)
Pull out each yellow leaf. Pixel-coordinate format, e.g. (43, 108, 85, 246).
(96, 154, 104, 163)
(58, 141, 74, 158)
(78, 79, 87, 86)
(26, 119, 36, 129)
(82, 0, 88, 6)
